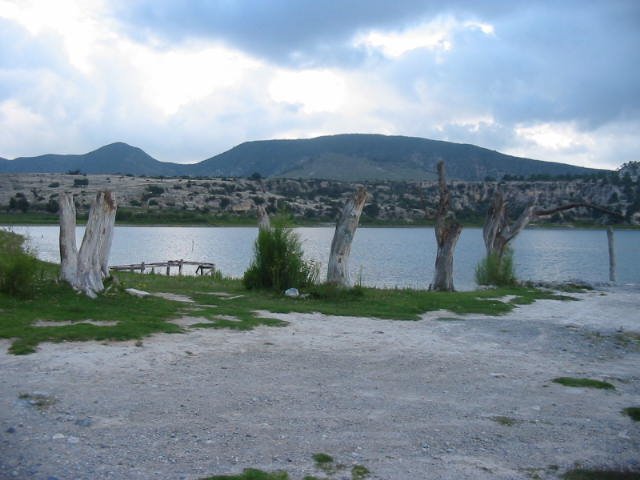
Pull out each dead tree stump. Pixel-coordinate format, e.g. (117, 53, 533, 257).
(327, 187, 368, 286)
(257, 205, 271, 230)
(59, 191, 118, 298)
(482, 192, 535, 263)
(430, 161, 462, 291)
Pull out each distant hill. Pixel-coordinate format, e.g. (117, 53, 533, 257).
(0, 142, 186, 176)
(194, 134, 603, 181)
(0, 134, 605, 181)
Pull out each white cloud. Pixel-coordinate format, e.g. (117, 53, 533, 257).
(268, 69, 347, 114)
(354, 17, 494, 58)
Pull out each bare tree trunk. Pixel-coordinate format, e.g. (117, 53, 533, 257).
(482, 192, 535, 261)
(59, 193, 78, 284)
(257, 205, 271, 230)
(59, 191, 118, 298)
(430, 161, 462, 291)
(327, 187, 367, 286)
(607, 226, 616, 282)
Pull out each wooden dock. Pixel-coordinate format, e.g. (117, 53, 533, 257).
(110, 260, 216, 276)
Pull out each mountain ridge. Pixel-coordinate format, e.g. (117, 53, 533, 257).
(0, 134, 606, 181)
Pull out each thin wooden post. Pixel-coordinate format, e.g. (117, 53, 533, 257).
(178, 260, 183, 275)
(607, 226, 616, 282)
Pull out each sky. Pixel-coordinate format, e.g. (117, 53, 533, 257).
(0, 0, 638, 169)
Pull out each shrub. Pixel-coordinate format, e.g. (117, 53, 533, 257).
(475, 249, 517, 286)
(0, 230, 39, 298)
(243, 219, 318, 292)
(73, 178, 89, 187)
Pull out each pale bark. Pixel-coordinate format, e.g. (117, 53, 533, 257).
(327, 187, 368, 286)
(59, 191, 118, 298)
(257, 205, 271, 230)
(59, 193, 78, 284)
(483, 192, 535, 260)
(430, 161, 462, 291)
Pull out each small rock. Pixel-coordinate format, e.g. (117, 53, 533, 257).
(74, 418, 93, 427)
(52, 433, 65, 440)
(6, 427, 16, 433)
(125, 288, 150, 298)
(67, 436, 80, 444)
(284, 288, 299, 298)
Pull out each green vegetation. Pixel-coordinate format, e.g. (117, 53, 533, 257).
(622, 407, 640, 421)
(0, 229, 578, 355)
(202, 469, 288, 480)
(351, 465, 370, 480)
(0, 230, 39, 298)
(475, 249, 517, 287)
(243, 218, 318, 291)
(552, 377, 615, 390)
(562, 469, 640, 480)
(491, 415, 519, 426)
(312, 453, 334, 465)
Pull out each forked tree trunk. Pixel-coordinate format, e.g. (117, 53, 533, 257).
(257, 205, 271, 230)
(483, 192, 535, 261)
(59, 191, 118, 298)
(430, 161, 462, 291)
(327, 187, 367, 286)
(483, 193, 623, 266)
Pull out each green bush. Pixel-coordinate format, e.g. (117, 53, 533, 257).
(475, 249, 517, 286)
(0, 230, 39, 298)
(243, 219, 318, 292)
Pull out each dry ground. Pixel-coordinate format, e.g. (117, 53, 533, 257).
(0, 287, 639, 479)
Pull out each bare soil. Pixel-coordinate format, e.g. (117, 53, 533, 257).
(1, 287, 639, 479)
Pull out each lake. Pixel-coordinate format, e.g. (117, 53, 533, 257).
(5, 225, 639, 290)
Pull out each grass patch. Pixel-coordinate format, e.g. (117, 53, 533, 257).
(351, 465, 371, 480)
(562, 469, 640, 480)
(623, 407, 640, 421)
(202, 469, 288, 480)
(312, 453, 334, 465)
(491, 415, 519, 426)
(552, 377, 615, 390)
(18, 392, 57, 409)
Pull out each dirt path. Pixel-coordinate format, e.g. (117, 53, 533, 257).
(0, 287, 639, 479)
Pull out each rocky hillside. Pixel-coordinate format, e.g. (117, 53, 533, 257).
(1, 172, 637, 225)
(0, 134, 605, 181)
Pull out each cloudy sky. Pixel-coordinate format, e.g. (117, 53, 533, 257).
(0, 0, 638, 169)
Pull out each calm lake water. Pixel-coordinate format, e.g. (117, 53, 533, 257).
(5, 225, 639, 290)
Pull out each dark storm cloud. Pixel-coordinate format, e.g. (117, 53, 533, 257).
(114, 0, 530, 65)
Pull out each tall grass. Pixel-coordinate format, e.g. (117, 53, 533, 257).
(475, 249, 517, 287)
(0, 230, 39, 298)
(243, 219, 318, 292)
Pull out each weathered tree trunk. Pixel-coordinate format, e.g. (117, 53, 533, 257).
(483, 194, 624, 280)
(430, 161, 462, 291)
(59, 191, 118, 298)
(59, 193, 78, 284)
(257, 205, 271, 230)
(482, 192, 535, 261)
(607, 226, 616, 282)
(327, 187, 367, 286)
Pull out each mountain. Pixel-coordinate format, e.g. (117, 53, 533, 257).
(0, 134, 605, 181)
(194, 134, 603, 181)
(0, 142, 186, 176)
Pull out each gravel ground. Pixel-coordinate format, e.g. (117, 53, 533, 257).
(0, 287, 639, 480)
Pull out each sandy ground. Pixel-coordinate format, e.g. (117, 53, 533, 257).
(0, 287, 639, 480)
